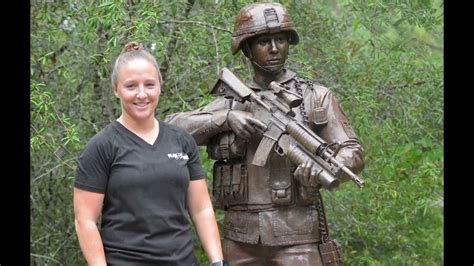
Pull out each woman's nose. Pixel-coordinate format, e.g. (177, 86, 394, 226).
(137, 85, 146, 98)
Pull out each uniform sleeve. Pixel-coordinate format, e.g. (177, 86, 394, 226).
(164, 97, 231, 145)
(313, 87, 365, 177)
(74, 135, 111, 193)
(182, 130, 206, 181)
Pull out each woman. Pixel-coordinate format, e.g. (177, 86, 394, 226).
(73, 42, 224, 265)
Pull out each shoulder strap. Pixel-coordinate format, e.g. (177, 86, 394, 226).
(294, 78, 311, 125)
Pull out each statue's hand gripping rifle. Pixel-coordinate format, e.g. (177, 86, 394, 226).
(211, 67, 365, 191)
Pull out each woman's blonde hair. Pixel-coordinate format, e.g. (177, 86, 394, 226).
(111, 41, 163, 88)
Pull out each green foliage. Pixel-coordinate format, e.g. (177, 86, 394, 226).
(31, 0, 442, 265)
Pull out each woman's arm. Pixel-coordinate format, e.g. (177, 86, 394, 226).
(187, 179, 223, 263)
(73, 187, 107, 266)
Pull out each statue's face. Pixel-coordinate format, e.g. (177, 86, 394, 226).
(248, 32, 289, 74)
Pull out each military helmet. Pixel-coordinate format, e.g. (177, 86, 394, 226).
(231, 2, 299, 55)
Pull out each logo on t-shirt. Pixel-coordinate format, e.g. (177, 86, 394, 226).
(167, 152, 189, 160)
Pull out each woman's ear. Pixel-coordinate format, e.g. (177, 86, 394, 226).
(112, 86, 120, 98)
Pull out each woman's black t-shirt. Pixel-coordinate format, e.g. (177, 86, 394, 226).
(75, 120, 205, 265)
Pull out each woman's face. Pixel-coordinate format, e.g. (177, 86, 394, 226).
(113, 58, 161, 122)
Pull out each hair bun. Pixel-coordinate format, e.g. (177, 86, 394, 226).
(122, 41, 145, 53)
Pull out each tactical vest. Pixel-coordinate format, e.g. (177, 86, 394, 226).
(209, 77, 328, 211)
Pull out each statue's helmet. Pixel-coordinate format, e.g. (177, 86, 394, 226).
(231, 2, 299, 55)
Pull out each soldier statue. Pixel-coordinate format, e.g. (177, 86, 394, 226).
(165, 2, 365, 265)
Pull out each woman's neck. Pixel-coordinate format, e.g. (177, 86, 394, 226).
(117, 115, 157, 135)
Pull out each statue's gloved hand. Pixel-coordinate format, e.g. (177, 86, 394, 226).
(227, 110, 267, 141)
(293, 160, 320, 187)
(334, 148, 365, 183)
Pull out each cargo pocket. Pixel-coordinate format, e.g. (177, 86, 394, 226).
(223, 211, 249, 234)
(272, 207, 314, 236)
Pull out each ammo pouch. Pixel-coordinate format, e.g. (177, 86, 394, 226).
(269, 157, 293, 205)
(270, 177, 292, 205)
(207, 132, 246, 161)
(318, 239, 343, 266)
(212, 161, 247, 210)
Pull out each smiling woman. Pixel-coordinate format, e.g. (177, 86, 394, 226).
(113, 56, 161, 142)
(72, 41, 224, 265)
(112, 43, 161, 133)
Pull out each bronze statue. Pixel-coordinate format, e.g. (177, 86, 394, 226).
(165, 2, 365, 265)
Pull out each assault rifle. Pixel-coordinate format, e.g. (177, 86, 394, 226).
(210, 67, 364, 191)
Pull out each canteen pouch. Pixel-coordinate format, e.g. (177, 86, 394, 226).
(318, 239, 343, 266)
